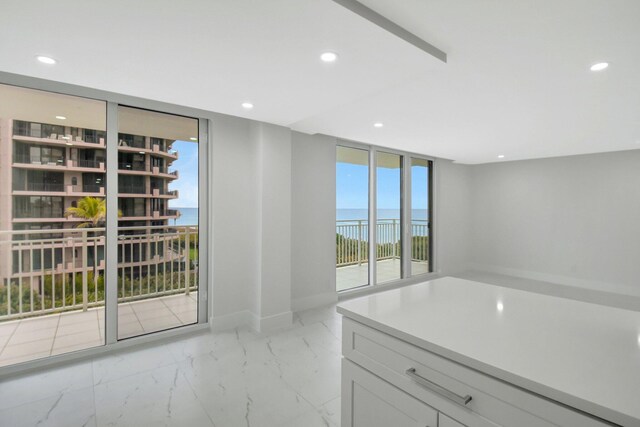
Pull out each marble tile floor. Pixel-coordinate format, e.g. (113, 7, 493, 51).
(0, 303, 343, 426)
(0, 293, 198, 367)
(337, 258, 430, 291)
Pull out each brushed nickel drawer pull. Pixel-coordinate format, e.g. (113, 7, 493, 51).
(405, 368, 472, 406)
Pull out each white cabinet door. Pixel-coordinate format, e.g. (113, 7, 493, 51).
(440, 413, 466, 427)
(342, 359, 438, 427)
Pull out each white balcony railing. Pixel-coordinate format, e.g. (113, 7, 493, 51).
(0, 225, 198, 321)
(336, 219, 429, 267)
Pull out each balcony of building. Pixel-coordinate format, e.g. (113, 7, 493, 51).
(116, 163, 178, 180)
(0, 226, 198, 366)
(118, 140, 178, 161)
(12, 155, 106, 173)
(12, 184, 105, 198)
(336, 219, 431, 291)
(12, 134, 106, 150)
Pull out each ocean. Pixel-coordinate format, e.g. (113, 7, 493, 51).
(173, 207, 199, 226)
(172, 207, 427, 228)
(337, 209, 428, 222)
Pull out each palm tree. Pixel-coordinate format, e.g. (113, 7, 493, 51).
(65, 196, 121, 227)
(65, 197, 122, 294)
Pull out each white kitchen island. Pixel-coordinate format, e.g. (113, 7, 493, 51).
(337, 277, 640, 427)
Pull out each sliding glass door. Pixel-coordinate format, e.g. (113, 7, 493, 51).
(0, 83, 107, 366)
(410, 158, 432, 276)
(0, 83, 205, 367)
(116, 106, 199, 339)
(375, 152, 403, 284)
(336, 146, 370, 291)
(335, 144, 432, 292)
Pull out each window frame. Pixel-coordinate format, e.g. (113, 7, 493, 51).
(336, 138, 436, 296)
(0, 72, 211, 377)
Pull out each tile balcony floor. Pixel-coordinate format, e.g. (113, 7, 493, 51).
(336, 258, 430, 291)
(0, 292, 198, 367)
(0, 303, 342, 427)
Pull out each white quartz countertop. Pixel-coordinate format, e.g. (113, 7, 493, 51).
(337, 277, 640, 427)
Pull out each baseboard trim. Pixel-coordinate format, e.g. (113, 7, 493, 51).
(292, 291, 338, 312)
(211, 310, 253, 332)
(211, 309, 294, 333)
(257, 311, 292, 332)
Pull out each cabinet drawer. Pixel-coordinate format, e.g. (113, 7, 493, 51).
(342, 358, 438, 427)
(342, 318, 612, 427)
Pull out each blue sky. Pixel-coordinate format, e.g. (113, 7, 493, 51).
(168, 140, 198, 208)
(336, 162, 429, 210)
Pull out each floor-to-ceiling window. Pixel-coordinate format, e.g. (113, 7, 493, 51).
(376, 152, 403, 284)
(0, 83, 107, 366)
(0, 83, 205, 367)
(335, 143, 433, 292)
(410, 158, 433, 275)
(336, 146, 370, 291)
(116, 106, 199, 339)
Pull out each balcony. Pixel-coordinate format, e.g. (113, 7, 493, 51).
(336, 219, 430, 291)
(12, 154, 65, 169)
(152, 143, 179, 160)
(0, 226, 199, 366)
(27, 182, 65, 192)
(117, 185, 146, 195)
(12, 183, 104, 197)
(13, 134, 106, 149)
(118, 162, 147, 175)
(12, 155, 106, 172)
(72, 159, 105, 171)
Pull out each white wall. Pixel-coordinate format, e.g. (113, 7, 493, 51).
(210, 118, 294, 332)
(210, 114, 259, 328)
(290, 132, 337, 311)
(434, 159, 472, 276)
(468, 149, 640, 297)
(254, 122, 293, 329)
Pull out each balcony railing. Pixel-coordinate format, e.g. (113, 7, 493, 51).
(0, 225, 198, 320)
(118, 185, 146, 194)
(23, 182, 65, 192)
(13, 154, 66, 166)
(118, 162, 146, 171)
(13, 209, 64, 219)
(336, 219, 429, 267)
(82, 184, 104, 193)
(76, 159, 102, 168)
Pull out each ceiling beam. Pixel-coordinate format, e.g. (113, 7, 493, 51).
(330, 0, 447, 63)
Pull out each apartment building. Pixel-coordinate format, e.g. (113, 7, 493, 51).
(0, 116, 181, 297)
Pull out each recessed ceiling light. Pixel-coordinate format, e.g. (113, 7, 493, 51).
(190, 137, 197, 141)
(242, 102, 254, 110)
(590, 62, 609, 71)
(139, 151, 145, 154)
(65, 142, 73, 146)
(497, 301, 504, 312)
(498, 155, 505, 159)
(36, 55, 56, 65)
(320, 52, 338, 63)
(55, 115, 66, 120)
(373, 122, 384, 128)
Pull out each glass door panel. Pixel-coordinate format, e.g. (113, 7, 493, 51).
(116, 106, 199, 339)
(336, 146, 369, 291)
(410, 158, 432, 276)
(376, 152, 402, 284)
(0, 83, 106, 366)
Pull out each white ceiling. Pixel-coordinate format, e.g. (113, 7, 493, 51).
(0, 0, 638, 164)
